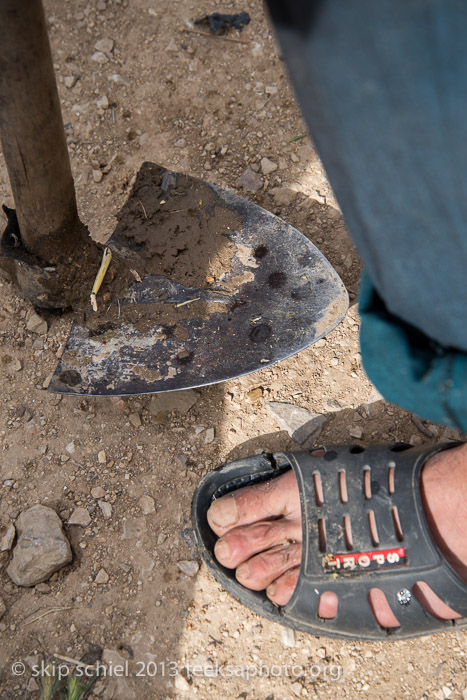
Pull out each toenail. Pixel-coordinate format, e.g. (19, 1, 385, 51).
(237, 562, 251, 580)
(209, 494, 239, 528)
(214, 539, 230, 562)
(267, 582, 277, 597)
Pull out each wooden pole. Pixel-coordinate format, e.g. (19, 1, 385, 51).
(0, 0, 86, 261)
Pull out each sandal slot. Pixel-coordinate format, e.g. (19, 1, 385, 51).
(338, 469, 348, 503)
(368, 588, 401, 629)
(391, 505, 404, 541)
(367, 510, 380, 546)
(317, 591, 338, 620)
(387, 461, 396, 494)
(343, 515, 353, 550)
(313, 471, 324, 506)
(363, 466, 372, 499)
(413, 581, 462, 620)
(318, 517, 327, 552)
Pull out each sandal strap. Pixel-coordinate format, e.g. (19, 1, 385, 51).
(280, 443, 467, 639)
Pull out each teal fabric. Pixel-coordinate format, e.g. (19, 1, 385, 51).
(359, 271, 467, 432)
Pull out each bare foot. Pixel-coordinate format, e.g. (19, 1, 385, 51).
(207, 443, 467, 626)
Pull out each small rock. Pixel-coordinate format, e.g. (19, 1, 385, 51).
(92, 169, 103, 183)
(204, 427, 215, 444)
(281, 627, 295, 647)
(175, 138, 186, 148)
(96, 95, 109, 110)
(349, 426, 363, 439)
(91, 486, 106, 499)
(98, 450, 106, 464)
(94, 37, 114, 53)
(98, 500, 112, 519)
(65, 61, 80, 76)
(7, 505, 72, 587)
(177, 560, 199, 577)
(434, 690, 450, 700)
(138, 495, 155, 515)
(0, 523, 16, 551)
(129, 412, 142, 428)
(68, 507, 91, 527)
(95, 568, 109, 584)
(260, 157, 278, 175)
(149, 390, 200, 418)
(24, 655, 40, 670)
(0, 597, 6, 619)
(317, 646, 326, 658)
(165, 38, 178, 52)
(270, 186, 297, 206)
(121, 517, 147, 540)
(462, 689, 467, 700)
(409, 434, 422, 446)
(64, 75, 77, 88)
(139, 132, 148, 146)
(267, 402, 328, 446)
(174, 675, 190, 692)
(248, 387, 263, 402)
(91, 51, 108, 64)
(65, 441, 75, 455)
(291, 682, 302, 697)
(26, 313, 47, 335)
(35, 582, 51, 594)
(157, 532, 167, 545)
(27, 678, 39, 692)
(235, 167, 263, 192)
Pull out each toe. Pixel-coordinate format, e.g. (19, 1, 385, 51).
(207, 469, 300, 536)
(317, 591, 339, 619)
(413, 581, 461, 620)
(236, 542, 302, 590)
(266, 566, 300, 606)
(368, 588, 401, 628)
(214, 517, 302, 569)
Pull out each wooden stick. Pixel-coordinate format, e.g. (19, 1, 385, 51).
(53, 654, 96, 671)
(0, 0, 82, 258)
(176, 297, 200, 308)
(24, 606, 74, 626)
(90, 247, 112, 311)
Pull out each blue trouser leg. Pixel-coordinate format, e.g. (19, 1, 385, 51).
(267, 0, 467, 430)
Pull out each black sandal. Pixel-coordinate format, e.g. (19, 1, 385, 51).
(192, 443, 467, 640)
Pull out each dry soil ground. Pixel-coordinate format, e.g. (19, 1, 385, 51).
(0, 1, 466, 699)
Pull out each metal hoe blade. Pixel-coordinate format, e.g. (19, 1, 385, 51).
(48, 163, 348, 396)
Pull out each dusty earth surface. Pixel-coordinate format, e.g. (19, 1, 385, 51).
(0, 0, 466, 698)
